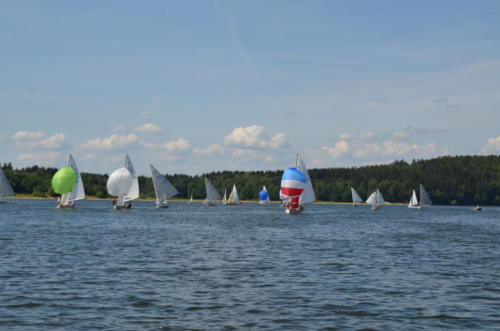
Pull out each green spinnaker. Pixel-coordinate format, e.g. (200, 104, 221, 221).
(52, 167, 76, 194)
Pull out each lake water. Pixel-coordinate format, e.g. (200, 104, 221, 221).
(0, 199, 499, 330)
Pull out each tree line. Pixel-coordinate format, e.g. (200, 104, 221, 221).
(2, 155, 499, 205)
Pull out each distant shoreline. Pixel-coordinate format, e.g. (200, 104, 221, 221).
(9, 195, 415, 206)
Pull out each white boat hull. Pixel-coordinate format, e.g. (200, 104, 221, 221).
(155, 201, 169, 208)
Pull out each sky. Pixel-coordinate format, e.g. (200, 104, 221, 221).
(1, 0, 500, 175)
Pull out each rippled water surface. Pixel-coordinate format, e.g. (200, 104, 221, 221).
(1, 199, 499, 330)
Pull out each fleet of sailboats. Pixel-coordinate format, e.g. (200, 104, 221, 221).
(0, 167, 15, 203)
(107, 155, 139, 209)
(2, 153, 456, 213)
(204, 177, 221, 206)
(150, 164, 178, 208)
(51, 155, 85, 208)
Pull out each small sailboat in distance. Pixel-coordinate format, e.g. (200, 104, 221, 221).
(204, 177, 221, 206)
(259, 185, 270, 205)
(408, 190, 420, 209)
(107, 155, 139, 209)
(419, 184, 432, 208)
(296, 154, 315, 209)
(222, 188, 227, 205)
(150, 164, 179, 208)
(227, 184, 241, 205)
(52, 155, 85, 208)
(351, 187, 363, 207)
(280, 167, 306, 215)
(366, 189, 385, 210)
(0, 167, 15, 203)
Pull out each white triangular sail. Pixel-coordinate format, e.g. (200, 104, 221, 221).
(228, 184, 240, 203)
(68, 155, 85, 201)
(351, 187, 363, 204)
(366, 189, 385, 206)
(0, 167, 15, 197)
(150, 164, 178, 202)
(222, 189, 227, 204)
(420, 184, 432, 206)
(204, 177, 221, 202)
(296, 155, 315, 205)
(124, 155, 139, 202)
(408, 190, 419, 208)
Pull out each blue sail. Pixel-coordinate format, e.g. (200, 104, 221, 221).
(259, 190, 268, 201)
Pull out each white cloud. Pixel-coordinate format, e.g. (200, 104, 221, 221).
(135, 123, 162, 133)
(481, 135, 500, 153)
(162, 138, 190, 153)
(80, 134, 139, 150)
(11, 131, 65, 149)
(12, 131, 45, 140)
(19, 152, 62, 162)
(193, 144, 225, 156)
(112, 125, 126, 133)
(338, 133, 351, 140)
(322, 140, 350, 157)
(224, 125, 287, 149)
(360, 131, 376, 139)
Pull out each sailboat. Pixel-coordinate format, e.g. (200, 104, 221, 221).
(189, 194, 193, 203)
(259, 185, 270, 205)
(0, 167, 15, 203)
(222, 188, 227, 205)
(227, 184, 241, 205)
(51, 155, 85, 208)
(295, 154, 316, 210)
(419, 184, 432, 207)
(366, 189, 385, 210)
(204, 177, 221, 206)
(408, 190, 420, 209)
(107, 155, 139, 210)
(280, 167, 306, 215)
(150, 164, 178, 208)
(351, 187, 363, 207)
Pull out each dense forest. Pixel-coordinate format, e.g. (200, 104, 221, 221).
(2, 155, 499, 205)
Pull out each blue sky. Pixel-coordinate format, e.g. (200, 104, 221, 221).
(1, 0, 500, 175)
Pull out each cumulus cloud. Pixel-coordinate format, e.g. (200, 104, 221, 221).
(19, 151, 62, 163)
(112, 125, 126, 133)
(80, 134, 139, 150)
(224, 125, 287, 149)
(135, 123, 162, 133)
(481, 135, 500, 153)
(12, 131, 45, 140)
(11, 131, 65, 149)
(162, 138, 190, 153)
(193, 144, 225, 156)
(322, 140, 350, 157)
(338, 133, 351, 140)
(360, 131, 376, 139)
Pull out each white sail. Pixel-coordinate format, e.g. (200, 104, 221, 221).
(366, 189, 385, 205)
(222, 189, 227, 204)
(366, 191, 377, 205)
(228, 184, 240, 203)
(351, 187, 363, 204)
(0, 167, 15, 197)
(204, 177, 221, 202)
(296, 155, 316, 205)
(408, 190, 419, 208)
(68, 155, 85, 201)
(150, 164, 178, 202)
(420, 184, 432, 206)
(107, 167, 133, 198)
(124, 155, 139, 202)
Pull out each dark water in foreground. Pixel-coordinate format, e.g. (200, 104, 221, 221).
(0, 199, 499, 330)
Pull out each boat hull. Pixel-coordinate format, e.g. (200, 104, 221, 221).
(155, 201, 169, 208)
